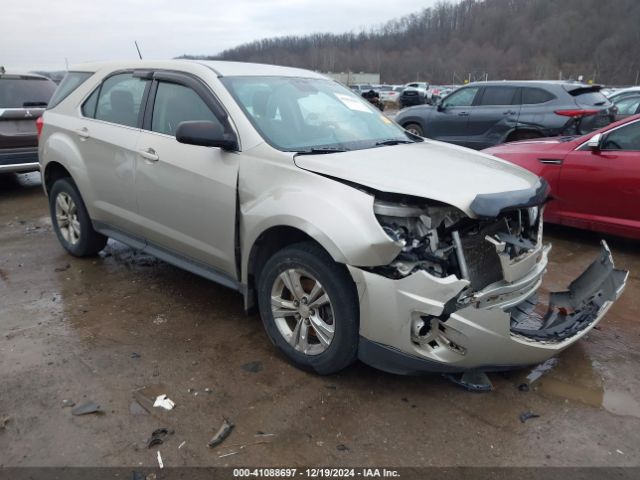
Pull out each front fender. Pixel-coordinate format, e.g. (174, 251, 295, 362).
(239, 155, 402, 284)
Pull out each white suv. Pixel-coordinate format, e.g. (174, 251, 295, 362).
(38, 60, 627, 383)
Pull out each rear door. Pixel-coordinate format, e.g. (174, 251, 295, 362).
(134, 71, 240, 277)
(429, 86, 480, 146)
(465, 85, 520, 150)
(75, 71, 151, 236)
(556, 119, 640, 235)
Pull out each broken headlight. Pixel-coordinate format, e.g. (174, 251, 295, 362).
(372, 197, 466, 279)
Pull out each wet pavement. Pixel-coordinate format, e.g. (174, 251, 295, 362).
(1, 172, 639, 467)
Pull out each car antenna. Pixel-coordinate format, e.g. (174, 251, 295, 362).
(134, 41, 143, 60)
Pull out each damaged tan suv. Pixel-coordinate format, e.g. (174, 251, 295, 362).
(39, 61, 627, 382)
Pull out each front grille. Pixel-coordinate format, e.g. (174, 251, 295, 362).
(460, 220, 508, 290)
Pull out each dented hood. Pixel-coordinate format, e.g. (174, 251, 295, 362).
(294, 140, 541, 217)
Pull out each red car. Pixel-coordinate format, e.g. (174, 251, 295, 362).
(484, 115, 640, 239)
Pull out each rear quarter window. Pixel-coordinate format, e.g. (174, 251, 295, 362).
(48, 72, 93, 109)
(570, 88, 610, 106)
(0, 76, 56, 108)
(522, 88, 556, 104)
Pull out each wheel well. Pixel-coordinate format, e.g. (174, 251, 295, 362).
(44, 162, 72, 194)
(506, 129, 542, 142)
(245, 226, 327, 312)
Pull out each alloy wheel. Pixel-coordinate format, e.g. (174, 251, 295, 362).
(55, 192, 81, 245)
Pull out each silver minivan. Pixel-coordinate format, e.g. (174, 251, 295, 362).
(38, 60, 627, 383)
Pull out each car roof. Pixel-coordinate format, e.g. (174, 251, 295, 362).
(466, 80, 600, 89)
(68, 59, 328, 79)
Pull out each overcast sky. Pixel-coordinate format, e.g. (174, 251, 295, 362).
(1, 0, 445, 70)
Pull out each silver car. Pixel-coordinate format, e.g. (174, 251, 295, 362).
(38, 60, 627, 379)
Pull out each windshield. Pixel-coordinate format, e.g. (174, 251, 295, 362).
(222, 76, 412, 152)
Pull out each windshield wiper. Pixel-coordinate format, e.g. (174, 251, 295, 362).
(374, 139, 415, 146)
(296, 147, 348, 155)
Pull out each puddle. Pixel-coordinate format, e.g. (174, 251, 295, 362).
(515, 345, 640, 419)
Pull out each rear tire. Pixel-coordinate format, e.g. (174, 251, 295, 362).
(49, 178, 107, 257)
(257, 242, 359, 375)
(404, 123, 424, 137)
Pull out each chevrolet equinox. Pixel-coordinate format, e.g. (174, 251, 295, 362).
(38, 61, 628, 377)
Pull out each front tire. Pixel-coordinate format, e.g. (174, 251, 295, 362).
(257, 242, 359, 375)
(49, 178, 107, 257)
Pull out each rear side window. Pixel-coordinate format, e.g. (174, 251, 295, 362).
(84, 73, 149, 128)
(478, 86, 518, 106)
(0, 76, 56, 108)
(151, 82, 220, 136)
(48, 72, 93, 109)
(522, 87, 556, 104)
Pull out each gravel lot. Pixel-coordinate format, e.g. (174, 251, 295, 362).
(1, 172, 639, 468)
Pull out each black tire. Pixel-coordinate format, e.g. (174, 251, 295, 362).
(404, 122, 424, 137)
(49, 177, 107, 257)
(257, 241, 359, 375)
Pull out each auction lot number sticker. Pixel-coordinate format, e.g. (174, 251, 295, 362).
(233, 468, 400, 478)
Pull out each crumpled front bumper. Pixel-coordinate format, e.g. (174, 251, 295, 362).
(349, 241, 628, 374)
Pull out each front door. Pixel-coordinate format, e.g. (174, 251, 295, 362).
(134, 73, 240, 277)
(429, 86, 480, 146)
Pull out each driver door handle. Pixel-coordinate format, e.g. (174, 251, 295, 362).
(138, 147, 159, 162)
(458, 112, 469, 117)
(503, 110, 517, 115)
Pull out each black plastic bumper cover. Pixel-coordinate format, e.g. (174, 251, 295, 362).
(510, 241, 628, 342)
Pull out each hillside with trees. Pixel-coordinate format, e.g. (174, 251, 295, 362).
(182, 0, 640, 85)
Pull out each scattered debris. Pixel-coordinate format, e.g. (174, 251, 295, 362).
(133, 385, 171, 415)
(156, 450, 164, 469)
(54, 264, 70, 272)
(241, 361, 263, 373)
(71, 401, 102, 416)
(218, 451, 239, 458)
(255, 432, 276, 438)
(616, 449, 625, 455)
(444, 371, 493, 392)
(0, 415, 10, 429)
(525, 358, 558, 385)
(518, 383, 530, 392)
(61, 399, 75, 408)
(208, 417, 234, 448)
(325, 385, 337, 390)
(204, 388, 213, 394)
(336, 444, 350, 452)
(519, 411, 540, 423)
(178, 441, 186, 449)
(153, 315, 167, 325)
(153, 394, 175, 411)
(146, 428, 173, 449)
(401, 397, 408, 402)
(130, 352, 141, 359)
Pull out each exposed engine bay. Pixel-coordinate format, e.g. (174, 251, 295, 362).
(371, 194, 542, 292)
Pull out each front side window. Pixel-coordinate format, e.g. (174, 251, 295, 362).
(151, 82, 221, 136)
(478, 86, 519, 106)
(602, 121, 640, 151)
(222, 76, 412, 152)
(88, 73, 148, 127)
(442, 87, 479, 108)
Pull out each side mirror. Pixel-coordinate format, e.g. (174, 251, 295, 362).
(437, 99, 445, 112)
(176, 121, 238, 151)
(587, 133, 603, 150)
